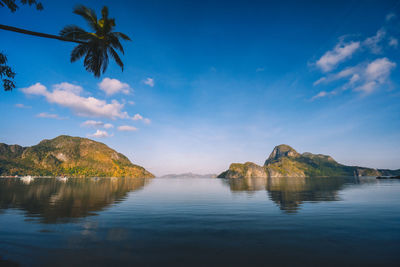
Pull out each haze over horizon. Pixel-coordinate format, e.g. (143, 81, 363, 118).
(1, 0, 400, 176)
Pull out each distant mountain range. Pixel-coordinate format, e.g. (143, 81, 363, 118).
(218, 144, 400, 178)
(0, 135, 154, 178)
(160, 172, 217, 178)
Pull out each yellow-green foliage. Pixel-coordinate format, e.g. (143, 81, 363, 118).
(0, 135, 154, 178)
(266, 157, 306, 177)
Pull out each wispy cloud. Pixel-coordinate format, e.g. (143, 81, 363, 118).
(117, 125, 137, 132)
(363, 28, 386, 54)
(256, 67, 265, 72)
(389, 37, 398, 48)
(87, 129, 111, 138)
(311, 91, 330, 101)
(312, 17, 397, 100)
(131, 113, 151, 124)
(144, 78, 154, 87)
(15, 103, 31, 108)
(22, 82, 129, 119)
(98, 78, 131, 96)
(358, 57, 396, 93)
(316, 41, 360, 72)
(36, 112, 66, 120)
(313, 57, 396, 97)
(132, 113, 143, 120)
(81, 120, 114, 129)
(386, 12, 396, 21)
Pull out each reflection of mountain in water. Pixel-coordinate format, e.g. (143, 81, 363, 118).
(0, 177, 151, 223)
(225, 177, 350, 213)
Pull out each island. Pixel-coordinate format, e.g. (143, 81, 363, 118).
(0, 135, 154, 178)
(218, 144, 400, 178)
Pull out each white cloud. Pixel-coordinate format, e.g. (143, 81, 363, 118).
(88, 130, 110, 138)
(316, 41, 360, 72)
(354, 81, 377, 94)
(104, 123, 114, 129)
(365, 57, 396, 83)
(36, 112, 64, 119)
(131, 113, 151, 124)
(311, 91, 329, 100)
(53, 82, 83, 94)
(81, 120, 114, 129)
(81, 120, 104, 127)
(132, 113, 143, 120)
(128, 101, 135, 105)
(312, 20, 398, 99)
(15, 103, 31, 108)
(336, 66, 358, 78)
(313, 66, 359, 86)
(313, 57, 396, 96)
(349, 73, 360, 84)
(363, 28, 386, 54)
(117, 125, 138, 132)
(389, 37, 398, 48)
(144, 78, 154, 87)
(386, 13, 396, 21)
(21, 83, 47, 95)
(22, 82, 129, 119)
(313, 77, 326, 86)
(98, 78, 131, 96)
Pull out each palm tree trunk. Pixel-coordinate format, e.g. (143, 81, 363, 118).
(0, 24, 85, 44)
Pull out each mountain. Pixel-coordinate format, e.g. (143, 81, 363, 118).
(159, 172, 217, 178)
(218, 144, 400, 178)
(0, 135, 154, 178)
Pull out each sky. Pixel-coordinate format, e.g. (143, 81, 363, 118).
(1, 0, 400, 176)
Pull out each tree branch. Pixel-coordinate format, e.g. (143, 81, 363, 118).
(0, 24, 86, 44)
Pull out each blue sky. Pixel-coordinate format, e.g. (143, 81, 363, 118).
(1, 0, 400, 175)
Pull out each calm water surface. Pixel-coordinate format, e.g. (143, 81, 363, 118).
(0, 176, 399, 266)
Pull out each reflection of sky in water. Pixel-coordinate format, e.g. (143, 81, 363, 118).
(0, 177, 400, 266)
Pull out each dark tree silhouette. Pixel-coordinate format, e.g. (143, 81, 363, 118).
(0, 0, 43, 12)
(60, 5, 131, 77)
(0, 53, 16, 91)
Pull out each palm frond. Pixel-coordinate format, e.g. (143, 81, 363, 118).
(108, 46, 124, 71)
(101, 50, 109, 73)
(112, 32, 131, 41)
(109, 34, 124, 54)
(59, 25, 91, 41)
(70, 44, 89, 62)
(83, 43, 105, 77)
(73, 5, 99, 32)
(101, 6, 109, 20)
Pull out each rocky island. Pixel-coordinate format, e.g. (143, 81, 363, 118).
(0, 135, 154, 178)
(218, 144, 400, 178)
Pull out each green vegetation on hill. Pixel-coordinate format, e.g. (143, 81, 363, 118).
(0, 135, 154, 178)
(218, 144, 400, 178)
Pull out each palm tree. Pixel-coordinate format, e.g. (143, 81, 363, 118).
(60, 5, 131, 77)
(0, 4, 130, 80)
